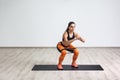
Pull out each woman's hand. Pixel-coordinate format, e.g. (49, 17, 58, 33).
(75, 32, 85, 43)
(77, 37, 85, 43)
(81, 38, 85, 43)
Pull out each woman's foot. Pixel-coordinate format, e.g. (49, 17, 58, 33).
(57, 64, 63, 70)
(71, 62, 78, 68)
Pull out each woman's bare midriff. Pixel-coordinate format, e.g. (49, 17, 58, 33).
(61, 41, 70, 47)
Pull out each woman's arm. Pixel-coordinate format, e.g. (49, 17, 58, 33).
(75, 32, 85, 43)
(63, 32, 77, 45)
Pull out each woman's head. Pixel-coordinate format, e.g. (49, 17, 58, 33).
(66, 21, 76, 32)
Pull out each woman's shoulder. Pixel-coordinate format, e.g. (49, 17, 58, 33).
(74, 32, 79, 36)
(74, 32, 77, 34)
(63, 31, 68, 34)
(63, 31, 68, 36)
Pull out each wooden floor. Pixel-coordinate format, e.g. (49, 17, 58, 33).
(0, 47, 120, 80)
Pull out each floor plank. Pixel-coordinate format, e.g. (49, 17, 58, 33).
(0, 47, 120, 80)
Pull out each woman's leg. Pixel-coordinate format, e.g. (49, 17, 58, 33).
(72, 48, 79, 67)
(68, 44, 79, 67)
(57, 42, 67, 69)
(58, 50, 67, 69)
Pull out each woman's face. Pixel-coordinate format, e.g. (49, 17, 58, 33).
(69, 23, 75, 32)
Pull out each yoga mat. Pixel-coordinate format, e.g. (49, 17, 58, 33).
(32, 64, 104, 71)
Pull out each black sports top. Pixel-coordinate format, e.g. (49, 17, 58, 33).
(62, 31, 75, 41)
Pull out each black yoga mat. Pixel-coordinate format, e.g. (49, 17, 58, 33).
(32, 64, 104, 71)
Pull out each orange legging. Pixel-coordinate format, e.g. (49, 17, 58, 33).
(57, 42, 79, 65)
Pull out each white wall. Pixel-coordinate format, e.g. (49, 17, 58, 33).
(0, 0, 120, 47)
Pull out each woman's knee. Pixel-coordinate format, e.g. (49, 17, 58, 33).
(61, 50, 67, 56)
(74, 49, 79, 55)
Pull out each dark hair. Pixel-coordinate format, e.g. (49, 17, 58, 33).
(66, 21, 75, 32)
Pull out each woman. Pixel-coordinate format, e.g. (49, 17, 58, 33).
(56, 21, 85, 70)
